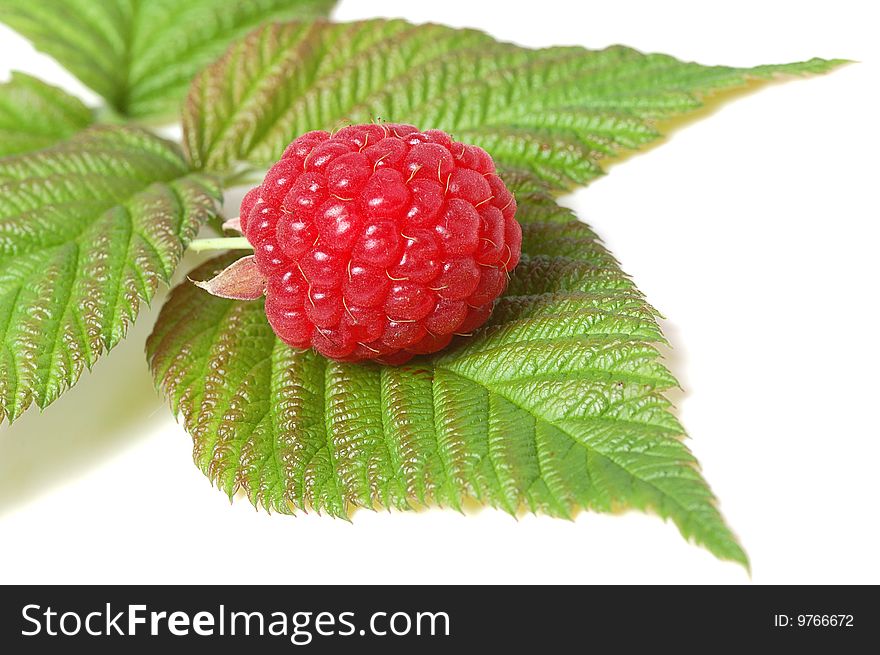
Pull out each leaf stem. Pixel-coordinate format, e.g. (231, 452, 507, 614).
(188, 237, 253, 253)
(222, 168, 267, 188)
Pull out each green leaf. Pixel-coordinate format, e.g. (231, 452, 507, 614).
(0, 72, 93, 158)
(147, 180, 746, 566)
(0, 125, 219, 422)
(182, 18, 843, 185)
(0, 0, 338, 121)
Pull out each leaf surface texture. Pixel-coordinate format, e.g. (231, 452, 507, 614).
(0, 126, 219, 420)
(0, 0, 338, 120)
(148, 180, 746, 565)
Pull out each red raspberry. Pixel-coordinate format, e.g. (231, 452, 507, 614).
(240, 124, 520, 364)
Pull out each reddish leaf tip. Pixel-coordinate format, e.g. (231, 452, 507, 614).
(191, 254, 265, 300)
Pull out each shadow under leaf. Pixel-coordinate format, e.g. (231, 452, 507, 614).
(0, 298, 167, 516)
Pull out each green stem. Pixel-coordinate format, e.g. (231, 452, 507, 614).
(222, 168, 267, 188)
(93, 104, 127, 125)
(188, 237, 253, 253)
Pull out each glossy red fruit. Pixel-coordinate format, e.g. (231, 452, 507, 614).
(241, 124, 520, 364)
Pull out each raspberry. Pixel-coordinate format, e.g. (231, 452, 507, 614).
(239, 124, 520, 364)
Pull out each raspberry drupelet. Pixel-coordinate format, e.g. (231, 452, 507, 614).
(239, 123, 521, 365)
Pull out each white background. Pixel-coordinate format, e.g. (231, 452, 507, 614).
(0, 0, 877, 584)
